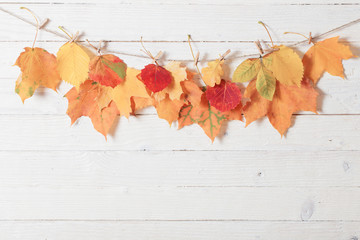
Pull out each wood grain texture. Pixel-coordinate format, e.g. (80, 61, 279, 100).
(0, 0, 359, 239)
(0, 186, 359, 220)
(0, 151, 358, 187)
(0, 114, 359, 150)
(0, 3, 360, 42)
(0, 221, 358, 240)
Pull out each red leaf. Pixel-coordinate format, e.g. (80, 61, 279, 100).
(138, 64, 172, 93)
(205, 80, 242, 112)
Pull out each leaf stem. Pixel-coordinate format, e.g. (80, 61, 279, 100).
(58, 26, 73, 40)
(86, 39, 101, 55)
(258, 21, 274, 48)
(187, 34, 203, 80)
(284, 31, 313, 44)
(20, 7, 39, 48)
(140, 37, 159, 65)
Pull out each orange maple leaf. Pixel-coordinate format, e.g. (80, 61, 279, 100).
(155, 94, 185, 126)
(14, 47, 61, 102)
(302, 36, 356, 84)
(65, 80, 119, 138)
(243, 78, 318, 136)
(225, 104, 243, 121)
(131, 97, 155, 114)
(181, 79, 203, 107)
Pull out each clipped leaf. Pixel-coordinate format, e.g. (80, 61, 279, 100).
(89, 54, 127, 88)
(243, 78, 318, 136)
(14, 47, 61, 102)
(201, 59, 224, 87)
(138, 64, 172, 93)
(206, 80, 242, 112)
(112, 68, 151, 118)
(264, 45, 304, 87)
(57, 42, 90, 89)
(302, 36, 356, 84)
(232, 58, 260, 83)
(256, 64, 276, 100)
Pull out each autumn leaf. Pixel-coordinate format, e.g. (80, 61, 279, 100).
(232, 58, 261, 83)
(201, 59, 224, 87)
(14, 47, 61, 102)
(302, 36, 356, 84)
(65, 80, 104, 124)
(264, 45, 304, 87)
(57, 42, 90, 89)
(256, 64, 276, 101)
(225, 104, 243, 121)
(181, 79, 203, 107)
(89, 54, 127, 88)
(178, 94, 227, 142)
(90, 101, 119, 139)
(232, 57, 276, 100)
(112, 68, 151, 118)
(131, 97, 155, 113)
(138, 64, 172, 93)
(155, 94, 184, 125)
(65, 80, 118, 138)
(154, 61, 187, 101)
(205, 80, 242, 112)
(243, 78, 318, 136)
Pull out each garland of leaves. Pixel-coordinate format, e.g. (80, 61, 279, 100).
(4, 7, 359, 141)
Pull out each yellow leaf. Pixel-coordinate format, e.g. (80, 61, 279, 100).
(57, 42, 90, 89)
(112, 68, 151, 118)
(264, 45, 304, 87)
(201, 59, 224, 87)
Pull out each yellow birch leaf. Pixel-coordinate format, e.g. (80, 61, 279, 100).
(57, 42, 90, 89)
(264, 45, 304, 87)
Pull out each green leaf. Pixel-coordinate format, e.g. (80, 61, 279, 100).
(232, 59, 260, 83)
(256, 64, 276, 101)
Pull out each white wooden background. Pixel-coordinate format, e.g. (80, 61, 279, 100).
(0, 0, 359, 239)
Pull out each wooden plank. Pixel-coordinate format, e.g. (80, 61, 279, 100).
(0, 221, 358, 240)
(0, 114, 359, 150)
(2, 42, 360, 115)
(0, 4, 360, 41)
(3, 0, 360, 4)
(0, 151, 358, 187)
(0, 186, 359, 220)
